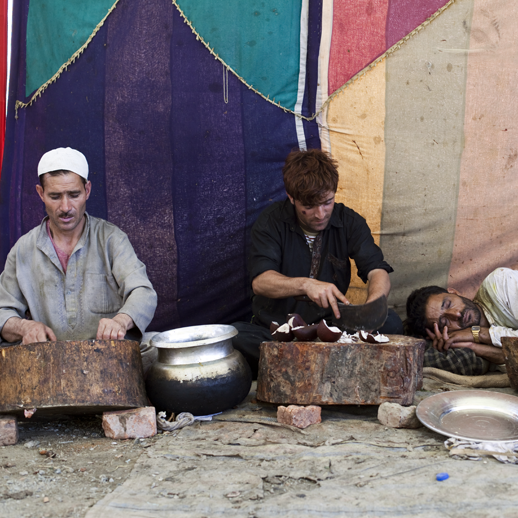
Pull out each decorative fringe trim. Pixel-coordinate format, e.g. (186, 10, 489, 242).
(15, 0, 120, 119)
(172, 0, 457, 123)
(318, 0, 457, 122)
(171, 0, 294, 116)
(15, 0, 456, 121)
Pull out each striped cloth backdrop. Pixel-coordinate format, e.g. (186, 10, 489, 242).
(1, 0, 516, 332)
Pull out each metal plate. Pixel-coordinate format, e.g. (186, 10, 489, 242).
(416, 390, 518, 442)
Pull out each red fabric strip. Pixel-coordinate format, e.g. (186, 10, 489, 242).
(328, 0, 389, 96)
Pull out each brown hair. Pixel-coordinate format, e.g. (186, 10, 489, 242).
(282, 149, 339, 206)
(39, 170, 87, 190)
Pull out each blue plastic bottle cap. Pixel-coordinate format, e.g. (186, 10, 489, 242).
(436, 472, 449, 481)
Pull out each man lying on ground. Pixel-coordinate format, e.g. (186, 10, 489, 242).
(405, 266, 518, 375)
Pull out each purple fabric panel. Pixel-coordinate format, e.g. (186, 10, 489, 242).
(171, 8, 248, 327)
(302, 0, 322, 149)
(20, 20, 108, 236)
(239, 86, 300, 314)
(386, 0, 448, 48)
(1, 0, 108, 263)
(0, 0, 27, 263)
(241, 87, 300, 247)
(0, 0, 309, 330)
(104, 0, 178, 331)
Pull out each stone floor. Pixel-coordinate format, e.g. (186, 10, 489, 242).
(85, 379, 518, 518)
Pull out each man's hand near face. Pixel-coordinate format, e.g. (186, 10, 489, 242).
(427, 323, 472, 352)
(426, 323, 493, 351)
(96, 313, 135, 341)
(426, 323, 504, 363)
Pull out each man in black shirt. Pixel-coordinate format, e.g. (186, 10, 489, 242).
(232, 149, 402, 376)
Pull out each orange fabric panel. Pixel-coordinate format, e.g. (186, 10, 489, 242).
(327, 62, 386, 304)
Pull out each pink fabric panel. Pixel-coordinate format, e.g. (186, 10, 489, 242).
(448, 0, 518, 297)
(328, 0, 389, 95)
(385, 0, 450, 48)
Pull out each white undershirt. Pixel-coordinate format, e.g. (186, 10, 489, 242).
(304, 230, 319, 252)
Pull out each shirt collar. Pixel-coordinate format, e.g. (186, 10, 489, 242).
(37, 212, 91, 254)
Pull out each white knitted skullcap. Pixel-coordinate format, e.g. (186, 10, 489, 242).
(38, 147, 89, 180)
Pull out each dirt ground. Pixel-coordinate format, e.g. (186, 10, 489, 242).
(0, 412, 158, 517)
(1, 381, 518, 518)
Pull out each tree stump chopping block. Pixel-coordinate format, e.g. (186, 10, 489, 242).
(257, 335, 426, 406)
(502, 337, 518, 390)
(0, 340, 148, 416)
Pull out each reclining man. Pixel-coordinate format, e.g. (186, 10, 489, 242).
(0, 147, 157, 349)
(233, 149, 403, 376)
(405, 266, 518, 375)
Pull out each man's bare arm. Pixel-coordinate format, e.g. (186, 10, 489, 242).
(365, 269, 390, 303)
(1, 316, 57, 345)
(450, 342, 505, 364)
(252, 270, 348, 319)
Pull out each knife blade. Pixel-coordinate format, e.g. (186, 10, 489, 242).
(332, 295, 388, 332)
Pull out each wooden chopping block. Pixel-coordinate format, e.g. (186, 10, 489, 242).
(502, 337, 518, 390)
(257, 335, 426, 406)
(0, 340, 147, 416)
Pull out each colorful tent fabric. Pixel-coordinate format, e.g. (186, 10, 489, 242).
(22, 0, 450, 118)
(2, 0, 517, 333)
(327, 0, 518, 313)
(25, 0, 117, 97)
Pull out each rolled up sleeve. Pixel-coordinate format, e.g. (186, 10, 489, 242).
(488, 326, 518, 347)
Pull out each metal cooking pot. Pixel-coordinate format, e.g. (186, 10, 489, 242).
(145, 324, 252, 416)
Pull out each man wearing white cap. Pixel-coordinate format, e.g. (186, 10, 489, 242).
(0, 147, 157, 345)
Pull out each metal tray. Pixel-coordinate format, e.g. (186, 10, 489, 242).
(416, 390, 518, 442)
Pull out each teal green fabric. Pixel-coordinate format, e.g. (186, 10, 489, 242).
(26, 0, 116, 97)
(177, 0, 302, 111)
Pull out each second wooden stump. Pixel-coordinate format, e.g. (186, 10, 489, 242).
(257, 335, 425, 406)
(503, 337, 518, 390)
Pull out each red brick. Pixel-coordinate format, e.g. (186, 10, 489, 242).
(277, 405, 321, 429)
(102, 407, 157, 439)
(0, 415, 18, 446)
